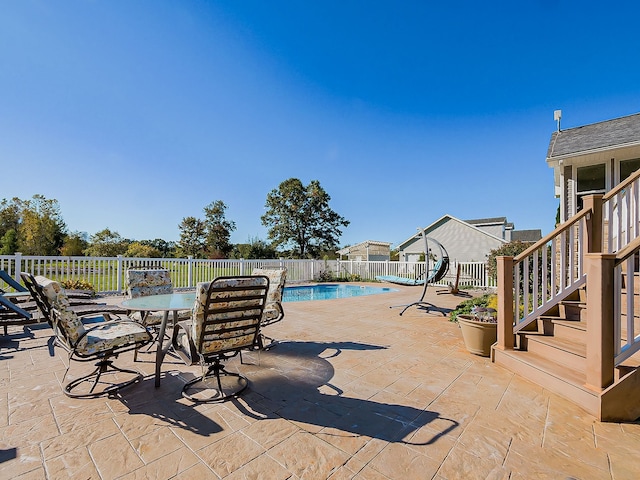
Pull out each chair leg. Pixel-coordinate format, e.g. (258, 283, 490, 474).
(259, 333, 278, 350)
(181, 360, 248, 403)
(64, 359, 144, 398)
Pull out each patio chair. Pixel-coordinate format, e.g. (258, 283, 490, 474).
(251, 267, 287, 350)
(22, 274, 152, 397)
(21, 273, 127, 326)
(126, 268, 175, 325)
(388, 229, 450, 316)
(171, 275, 269, 403)
(0, 294, 34, 335)
(126, 267, 192, 359)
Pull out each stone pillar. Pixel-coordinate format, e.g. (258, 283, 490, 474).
(584, 252, 615, 391)
(495, 255, 514, 351)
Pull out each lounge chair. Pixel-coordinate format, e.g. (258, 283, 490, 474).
(381, 229, 450, 316)
(0, 295, 33, 335)
(0, 269, 28, 293)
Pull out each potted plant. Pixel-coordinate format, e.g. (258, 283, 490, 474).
(451, 295, 498, 357)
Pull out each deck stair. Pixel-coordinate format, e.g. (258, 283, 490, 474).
(494, 287, 600, 415)
(494, 284, 640, 420)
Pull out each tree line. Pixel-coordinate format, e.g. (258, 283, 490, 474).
(0, 178, 350, 259)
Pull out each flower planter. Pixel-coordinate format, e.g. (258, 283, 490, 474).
(457, 314, 497, 357)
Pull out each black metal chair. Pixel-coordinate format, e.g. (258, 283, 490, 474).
(171, 275, 269, 403)
(21, 273, 152, 398)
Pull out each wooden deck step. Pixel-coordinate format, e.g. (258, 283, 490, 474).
(519, 332, 586, 371)
(559, 300, 586, 321)
(492, 348, 599, 417)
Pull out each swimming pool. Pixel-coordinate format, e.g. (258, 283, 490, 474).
(283, 284, 397, 302)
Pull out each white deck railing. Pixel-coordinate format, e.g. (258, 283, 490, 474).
(0, 254, 492, 294)
(602, 169, 640, 365)
(603, 169, 640, 253)
(511, 209, 589, 333)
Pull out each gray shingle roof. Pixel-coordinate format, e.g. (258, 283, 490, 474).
(511, 229, 542, 242)
(547, 112, 640, 159)
(464, 217, 507, 225)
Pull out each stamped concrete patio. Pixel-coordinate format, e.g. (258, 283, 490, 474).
(1, 284, 640, 479)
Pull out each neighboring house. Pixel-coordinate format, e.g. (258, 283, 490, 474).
(336, 240, 392, 261)
(546, 111, 640, 223)
(397, 215, 541, 264)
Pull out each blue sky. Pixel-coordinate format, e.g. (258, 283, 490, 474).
(2, 1, 640, 249)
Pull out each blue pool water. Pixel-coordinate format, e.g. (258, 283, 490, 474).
(283, 284, 397, 302)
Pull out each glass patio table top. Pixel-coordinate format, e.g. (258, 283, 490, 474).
(120, 292, 196, 311)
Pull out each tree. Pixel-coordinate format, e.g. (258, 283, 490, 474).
(84, 229, 129, 257)
(0, 229, 18, 255)
(60, 232, 88, 256)
(0, 198, 21, 239)
(17, 195, 67, 255)
(139, 239, 176, 258)
(231, 236, 277, 259)
(203, 200, 236, 258)
(486, 240, 531, 279)
(177, 217, 207, 258)
(125, 242, 162, 258)
(261, 178, 350, 258)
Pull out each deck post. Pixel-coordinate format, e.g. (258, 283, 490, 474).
(582, 194, 603, 253)
(495, 255, 514, 350)
(584, 252, 615, 391)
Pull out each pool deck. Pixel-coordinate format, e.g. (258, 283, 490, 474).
(2, 283, 640, 479)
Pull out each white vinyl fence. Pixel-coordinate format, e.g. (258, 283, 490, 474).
(0, 254, 493, 294)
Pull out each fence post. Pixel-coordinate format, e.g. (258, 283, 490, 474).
(116, 255, 123, 293)
(584, 252, 615, 391)
(496, 256, 514, 351)
(188, 256, 194, 288)
(240, 258, 245, 276)
(13, 252, 23, 283)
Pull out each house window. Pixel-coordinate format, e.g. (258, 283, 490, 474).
(576, 164, 606, 211)
(620, 158, 640, 182)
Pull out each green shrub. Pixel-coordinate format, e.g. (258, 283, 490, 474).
(315, 270, 335, 282)
(486, 240, 530, 279)
(61, 279, 95, 295)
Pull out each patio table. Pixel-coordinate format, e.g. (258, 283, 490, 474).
(120, 292, 195, 387)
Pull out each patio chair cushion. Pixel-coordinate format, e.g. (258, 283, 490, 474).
(36, 276, 86, 344)
(251, 267, 286, 324)
(127, 269, 174, 298)
(75, 320, 154, 356)
(126, 269, 177, 325)
(190, 279, 264, 355)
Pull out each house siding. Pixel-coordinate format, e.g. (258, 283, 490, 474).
(401, 218, 505, 263)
